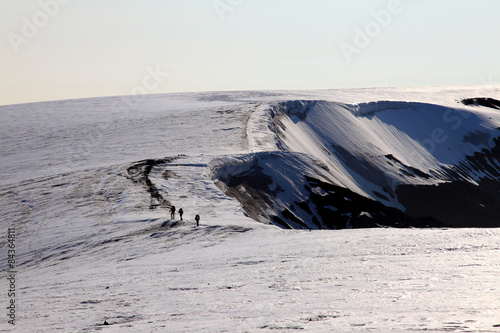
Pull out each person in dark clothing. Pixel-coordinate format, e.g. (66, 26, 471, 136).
(195, 214, 200, 227)
(170, 206, 176, 219)
(178, 208, 184, 221)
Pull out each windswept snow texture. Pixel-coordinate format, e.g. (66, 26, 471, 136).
(1, 86, 500, 332)
(214, 98, 500, 228)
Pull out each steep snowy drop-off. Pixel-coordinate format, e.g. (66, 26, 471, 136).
(208, 151, 443, 229)
(212, 98, 500, 228)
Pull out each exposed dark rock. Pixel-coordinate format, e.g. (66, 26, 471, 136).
(215, 155, 446, 229)
(397, 181, 500, 228)
(460, 97, 500, 110)
(397, 135, 500, 227)
(385, 154, 431, 179)
(127, 157, 177, 208)
(220, 164, 278, 224)
(300, 176, 445, 229)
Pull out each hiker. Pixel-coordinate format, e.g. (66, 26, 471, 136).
(195, 214, 200, 227)
(178, 208, 184, 221)
(170, 206, 176, 219)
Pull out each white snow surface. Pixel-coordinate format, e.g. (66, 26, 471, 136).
(265, 99, 500, 209)
(0, 86, 500, 332)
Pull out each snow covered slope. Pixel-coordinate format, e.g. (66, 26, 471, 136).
(1, 86, 500, 332)
(212, 95, 500, 228)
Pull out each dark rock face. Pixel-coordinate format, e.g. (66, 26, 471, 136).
(272, 176, 446, 229)
(215, 139, 500, 228)
(213, 153, 446, 230)
(460, 98, 500, 110)
(397, 136, 500, 228)
(221, 164, 279, 224)
(397, 181, 500, 228)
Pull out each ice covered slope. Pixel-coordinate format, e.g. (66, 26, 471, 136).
(213, 96, 500, 228)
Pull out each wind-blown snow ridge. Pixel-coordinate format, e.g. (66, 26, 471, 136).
(212, 98, 500, 228)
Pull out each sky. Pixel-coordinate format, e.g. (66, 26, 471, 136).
(1, 0, 499, 106)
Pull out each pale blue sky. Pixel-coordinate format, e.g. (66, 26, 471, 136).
(1, 0, 499, 105)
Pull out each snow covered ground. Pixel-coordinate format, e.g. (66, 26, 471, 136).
(0, 86, 499, 332)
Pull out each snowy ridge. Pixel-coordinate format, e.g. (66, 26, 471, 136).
(270, 100, 500, 185)
(212, 98, 500, 228)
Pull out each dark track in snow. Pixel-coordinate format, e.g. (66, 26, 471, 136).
(127, 157, 177, 209)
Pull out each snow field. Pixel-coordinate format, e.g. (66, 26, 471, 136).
(1, 86, 500, 331)
(12, 227, 500, 332)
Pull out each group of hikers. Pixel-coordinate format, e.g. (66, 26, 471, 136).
(169, 206, 200, 226)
